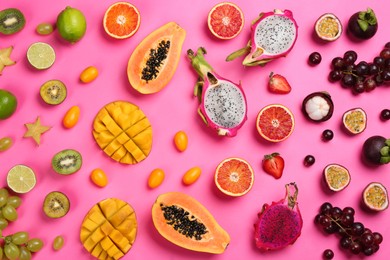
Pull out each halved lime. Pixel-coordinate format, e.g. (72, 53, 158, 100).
(7, 165, 37, 193)
(27, 42, 56, 70)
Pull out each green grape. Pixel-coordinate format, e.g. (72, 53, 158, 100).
(0, 246, 3, 259)
(18, 246, 31, 260)
(26, 238, 43, 252)
(36, 23, 53, 35)
(4, 243, 20, 260)
(0, 218, 8, 230)
(12, 232, 29, 245)
(52, 235, 64, 251)
(7, 196, 22, 209)
(2, 205, 17, 222)
(0, 189, 9, 207)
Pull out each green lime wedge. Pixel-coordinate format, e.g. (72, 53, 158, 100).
(27, 42, 56, 70)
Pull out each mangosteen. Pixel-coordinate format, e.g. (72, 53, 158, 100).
(362, 136, 390, 165)
(348, 8, 378, 40)
(302, 92, 334, 122)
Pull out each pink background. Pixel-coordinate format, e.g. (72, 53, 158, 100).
(1, 0, 390, 259)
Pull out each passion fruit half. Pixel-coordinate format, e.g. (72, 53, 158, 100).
(302, 92, 334, 122)
(362, 182, 388, 211)
(315, 13, 342, 41)
(342, 107, 367, 134)
(323, 164, 350, 192)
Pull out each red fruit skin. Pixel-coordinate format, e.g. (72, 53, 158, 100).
(268, 73, 291, 94)
(262, 153, 285, 179)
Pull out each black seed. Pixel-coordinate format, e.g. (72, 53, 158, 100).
(141, 40, 171, 83)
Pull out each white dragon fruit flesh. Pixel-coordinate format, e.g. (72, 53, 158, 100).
(187, 47, 247, 137)
(227, 9, 298, 66)
(254, 182, 303, 250)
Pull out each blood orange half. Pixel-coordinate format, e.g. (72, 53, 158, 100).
(207, 2, 244, 40)
(103, 2, 141, 39)
(256, 104, 295, 142)
(215, 157, 254, 197)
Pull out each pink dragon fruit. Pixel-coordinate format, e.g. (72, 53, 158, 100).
(187, 47, 247, 137)
(254, 182, 303, 250)
(227, 9, 298, 66)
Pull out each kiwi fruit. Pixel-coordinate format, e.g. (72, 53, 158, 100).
(40, 80, 67, 105)
(43, 191, 70, 218)
(52, 149, 82, 175)
(0, 8, 26, 35)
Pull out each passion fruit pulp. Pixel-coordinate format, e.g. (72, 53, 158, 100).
(315, 13, 342, 41)
(342, 107, 367, 134)
(323, 164, 350, 192)
(362, 182, 388, 211)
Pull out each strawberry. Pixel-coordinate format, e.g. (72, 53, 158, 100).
(268, 72, 291, 94)
(262, 152, 285, 179)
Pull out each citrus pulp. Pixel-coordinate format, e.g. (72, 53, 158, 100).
(7, 165, 37, 193)
(256, 104, 295, 142)
(27, 42, 56, 70)
(215, 157, 254, 197)
(103, 2, 140, 39)
(208, 2, 244, 40)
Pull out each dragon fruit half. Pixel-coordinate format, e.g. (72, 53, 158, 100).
(227, 9, 298, 66)
(187, 47, 247, 137)
(254, 182, 303, 250)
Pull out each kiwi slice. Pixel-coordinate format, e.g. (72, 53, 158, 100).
(0, 8, 26, 35)
(43, 191, 70, 218)
(40, 80, 67, 105)
(52, 149, 82, 175)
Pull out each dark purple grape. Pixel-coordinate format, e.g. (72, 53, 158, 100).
(330, 207, 343, 219)
(341, 74, 356, 88)
(340, 214, 354, 227)
(304, 155, 315, 166)
(380, 109, 390, 121)
(320, 215, 332, 228)
(340, 236, 353, 249)
(352, 81, 365, 94)
(385, 42, 390, 49)
(324, 223, 338, 234)
(375, 74, 384, 86)
(331, 57, 345, 69)
(364, 78, 376, 92)
(372, 244, 380, 252)
(351, 222, 365, 236)
(381, 69, 390, 82)
(363, 246, 374, 256)
(380, 49, 390, 59)
(328, 70, 343, 82)
(361, 232, 375, 247)
(355, 61, 369, 76)
(368, 63, 380, 75)
(342, 206, 355, 217)
(323, 249, 334, 259)
(315, 213, 324, 224)
(350, 242, 362, 255)
(320, 202, 333, 215)
(373, 232, 383, 245)
(309, 52, 322, 65)
(322, 129, 334, 141)
(344, 50, 358, 65)
(345, 64, 355, 72)
(374, 56, 385, 67)
(384, 58, 390, 69)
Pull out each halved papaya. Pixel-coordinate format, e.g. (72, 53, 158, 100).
(127, 22, 186, 94)
(152, 192, 230, 254)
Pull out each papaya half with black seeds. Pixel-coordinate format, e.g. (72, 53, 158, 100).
(151, 192, 230, 254)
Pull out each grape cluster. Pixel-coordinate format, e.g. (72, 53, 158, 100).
(329, 42, 390, 94)
(315, 202, 383, 257)
(0, 188, 44, 260)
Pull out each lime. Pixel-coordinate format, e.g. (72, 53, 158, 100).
(27, 42, 56, 70)
(7, 165, 37, 194)
(56, 6, 87, 43)
(0, 89, 17, 120)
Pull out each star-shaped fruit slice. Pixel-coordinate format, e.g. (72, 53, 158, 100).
(0, 46, 16, 75)
(24, 117, 51, 145)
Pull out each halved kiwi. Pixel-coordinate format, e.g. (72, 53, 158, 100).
(43, 191, 70, 218)
(40, 80, 67, 105)
(0, 8, 26, 35)
(52, 149, 82, 175)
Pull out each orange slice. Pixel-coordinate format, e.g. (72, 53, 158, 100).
(256, 104, 295, 142)
(103, 2, 141, 39)
(207, 2, 244, 40)
(215, 157, 254, 197)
